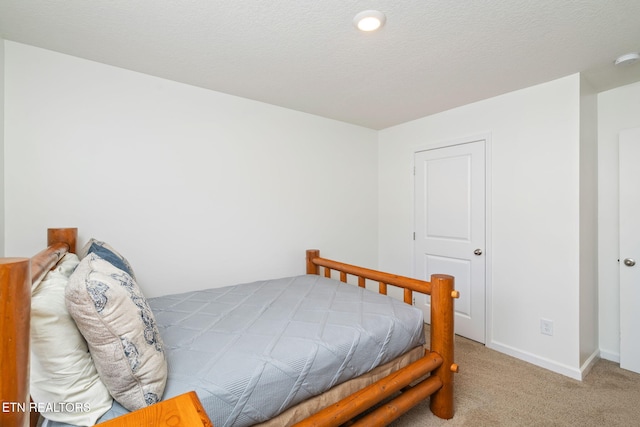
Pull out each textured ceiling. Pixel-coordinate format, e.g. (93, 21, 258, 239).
(1, 0, 639, 130)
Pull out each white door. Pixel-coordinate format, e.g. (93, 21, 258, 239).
(620, 127, 640, 374)
(414, 140, 486, 343)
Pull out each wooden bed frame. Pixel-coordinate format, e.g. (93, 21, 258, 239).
(0, 228, 458, 427)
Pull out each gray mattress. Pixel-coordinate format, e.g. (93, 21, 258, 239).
(48, 274, 425, 427)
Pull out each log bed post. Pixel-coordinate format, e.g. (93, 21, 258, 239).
(306, 249, 320, 275)
(47, 228, 77, 254)
(428, 274, 456, 419)
(0, 258, 31, 427)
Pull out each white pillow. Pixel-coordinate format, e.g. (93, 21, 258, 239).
(66, 253, 167, 411)
(31, 253, 113, 426)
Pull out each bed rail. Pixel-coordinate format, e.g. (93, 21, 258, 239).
(0, 228, 77, 427)
(305, 249, 458, 424)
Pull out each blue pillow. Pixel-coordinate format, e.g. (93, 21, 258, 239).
(81, 240, 136, 279)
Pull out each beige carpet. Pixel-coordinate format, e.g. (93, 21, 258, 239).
(390, 331, 640, 427)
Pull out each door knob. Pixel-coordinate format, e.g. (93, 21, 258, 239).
(474, 249, 483, 256)
(624, 258, 636, 267)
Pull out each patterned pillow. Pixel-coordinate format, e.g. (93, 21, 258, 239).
(66, 253, 167, 411)
(78, 238, 136, 279)
(31, 253, 113, 425)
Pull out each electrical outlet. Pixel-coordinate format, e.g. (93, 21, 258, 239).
(540, 319, 554, 336)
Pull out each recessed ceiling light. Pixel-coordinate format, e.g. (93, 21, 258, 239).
(354, 10, 386, 32)
(614, 52, 640, 66)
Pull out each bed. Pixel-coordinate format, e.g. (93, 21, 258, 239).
(0, 228, 458, 427)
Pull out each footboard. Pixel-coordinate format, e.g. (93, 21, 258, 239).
(303, 250, 458, 425)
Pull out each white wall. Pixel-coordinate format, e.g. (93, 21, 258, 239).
(4, 41, 379, 297)
(579, 76, 599, 370)
(379, 74, 586, 378)
(597, 81, 640, 361)
(6, 38, 637, 377)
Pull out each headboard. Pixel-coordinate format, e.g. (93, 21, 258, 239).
(0, 228, 77, 427)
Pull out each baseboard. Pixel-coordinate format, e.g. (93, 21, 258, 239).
(599, 349, 620, 363)
(579, 349, 600, 379)
(487, 340, 583, 380)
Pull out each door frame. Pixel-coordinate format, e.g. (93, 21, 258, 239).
(412, 133, 493, 345)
